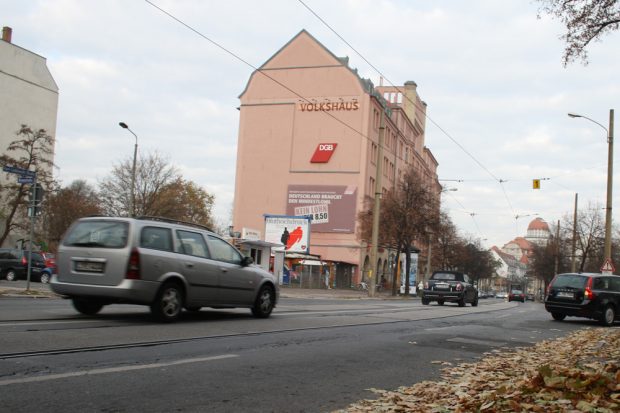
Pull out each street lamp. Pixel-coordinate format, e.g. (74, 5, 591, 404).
(119, 122, 138, 217)
(568, 110, 615, 266)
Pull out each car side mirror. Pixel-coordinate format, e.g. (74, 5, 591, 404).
(241, 256, 254, 267)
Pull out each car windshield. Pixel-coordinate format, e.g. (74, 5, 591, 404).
(63, 221, 129, 248)
(551, 274, 588, 289)
(511, 290, 523, 294)
(432, 272, 457, 281)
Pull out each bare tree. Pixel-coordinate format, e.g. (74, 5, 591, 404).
(98, 151, 215, 226)
(98, 151, 180, 217)
(537, 0, 620, 65)
(561, 201, 606, 272)
(0, 125, 55, 246)
(359, 167, 440, 295)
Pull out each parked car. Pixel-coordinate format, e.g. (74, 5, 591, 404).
(0, 248, 47, 282)
(422, 270, 478, 307)
(41, 252, 57, 273)
(526, 293, 535, 301)
(51, 216, 279, 322)
(544, 272, 620, 326)
(508, 289, 525, 302)
(496, 291, 508, 299)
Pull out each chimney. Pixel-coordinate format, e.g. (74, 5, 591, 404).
(2, 26, 12, 43)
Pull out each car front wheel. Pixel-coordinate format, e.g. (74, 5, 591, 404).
(551, 312, 566, 321)
(421, 298, 430, 305)
(600, 305, 616, 327)
(252, 285, 275, 318)
(151, 282, 184, 322)
(471, 295, 479, 307)
(40, 272, 51, 284)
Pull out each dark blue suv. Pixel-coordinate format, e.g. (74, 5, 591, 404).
(545, 273, 620, 326)
(0, 248, 47, 282)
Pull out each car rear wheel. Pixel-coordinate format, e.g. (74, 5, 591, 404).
(72, 298, 104, 315)
(437, 300, 444, 306)
(551, 312, 566, 321)
(421, 298, 430, 305)
(151, 282, 184, 322)
(40, 272, 51, 284)
(252, 285, 275, 318)
(5, 270, 17, 281)
(600, 305, 616, 327)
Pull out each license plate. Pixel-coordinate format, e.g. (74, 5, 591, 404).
(435, 283, 449, 290)
(557, 291, 573, 299)
(75, 261, 104, 273)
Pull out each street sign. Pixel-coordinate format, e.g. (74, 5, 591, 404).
(18, 176, 34, 184)
(600, 258, 615, 274)
(2, 165, 36, 177)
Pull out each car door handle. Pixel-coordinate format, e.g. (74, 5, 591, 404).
(220, 267, 228, 272)
(185, 262, 194, 268)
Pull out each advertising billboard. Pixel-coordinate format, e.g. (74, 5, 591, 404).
(286, 185, 357, 233)
(264, 215, 311, 253)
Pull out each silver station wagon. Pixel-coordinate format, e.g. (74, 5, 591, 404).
(51, 216, 279, 322)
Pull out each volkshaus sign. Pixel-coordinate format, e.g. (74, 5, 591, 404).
(299, 99, 359, 112)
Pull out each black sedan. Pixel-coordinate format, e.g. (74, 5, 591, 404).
(421, 270, 478, 307)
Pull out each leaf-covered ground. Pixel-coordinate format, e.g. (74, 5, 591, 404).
(335, 328, 620, 413)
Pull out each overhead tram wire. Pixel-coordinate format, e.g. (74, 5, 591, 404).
(298, 0, 518, 218)
(144, 0, 371, 148)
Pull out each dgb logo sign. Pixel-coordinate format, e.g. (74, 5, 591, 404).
(310, 143, 338, 163)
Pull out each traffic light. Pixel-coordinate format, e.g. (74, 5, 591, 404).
(532, 179, 540, 190)
(28, 183, 44, 216)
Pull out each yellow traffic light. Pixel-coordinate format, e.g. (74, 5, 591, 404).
(533, 179, 540, 189)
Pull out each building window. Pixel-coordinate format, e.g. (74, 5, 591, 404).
(371, 142, 378, 164)
(369, 177, 375, 196)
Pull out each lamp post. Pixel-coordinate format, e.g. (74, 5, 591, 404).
(119, 122, 138, 217)
(568, 110, 615, 267)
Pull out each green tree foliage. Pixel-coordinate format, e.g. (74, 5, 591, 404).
(538, 0, 620, 65)
(0, 125, 55, 246)
(41, 180, 102, 251)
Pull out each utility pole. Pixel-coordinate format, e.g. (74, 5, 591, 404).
(604, 109, 614, 263)
(369, 110, 386, 297)
(571, 193, 578, 273)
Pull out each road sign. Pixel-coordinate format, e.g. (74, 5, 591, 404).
(600, 258, 615, 274)
(18, 176, 34, 184)
(2, 165, 36, 177)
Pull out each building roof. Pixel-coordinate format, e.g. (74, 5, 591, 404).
(528, 217, 550, 231)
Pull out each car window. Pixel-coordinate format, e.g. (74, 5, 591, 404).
(432, 272, 457, 281)
(593, 277, 610, 290)
(0, 249, 13, 259)
(609, 277, 620, 292)
(551, 274, 587, 289)
(175, 230, 210, 258)
(63, 221, 129, 248)
(141, 226, 173, 252)
(207, 235, 243, 265)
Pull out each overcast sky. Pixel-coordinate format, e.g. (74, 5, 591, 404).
(3, 0, 619, 249)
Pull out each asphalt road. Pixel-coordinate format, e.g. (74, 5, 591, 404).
(0, 283, 592, 413)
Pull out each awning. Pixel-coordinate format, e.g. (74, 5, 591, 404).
(299, 259, 324, 266)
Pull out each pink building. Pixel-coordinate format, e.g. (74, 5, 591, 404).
(232, 30, 440, 287)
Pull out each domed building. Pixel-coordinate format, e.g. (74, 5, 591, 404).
(525, 217, 551, 246)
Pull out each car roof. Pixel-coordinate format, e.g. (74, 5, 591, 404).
(556, 272, 619, 278)
(78, 215, 215, 233)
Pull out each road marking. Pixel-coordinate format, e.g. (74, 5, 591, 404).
(0, 354, 238, 386)
(447, 337, 507, 347)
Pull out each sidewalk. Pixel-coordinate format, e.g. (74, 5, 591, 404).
(279, 286, 416, 300)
